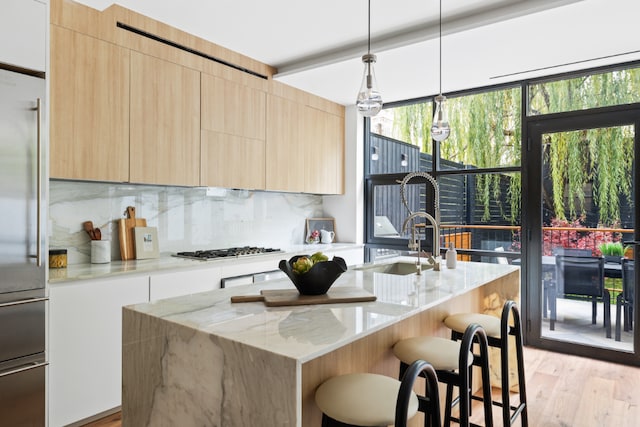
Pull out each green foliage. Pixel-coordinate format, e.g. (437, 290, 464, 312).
(544, 125, 633, 225)
(598, 242, 624, 256)
(506, 173, 521, 224)
(389, 87, 522, 223)
(530, 67, 637, 226)
(391, 103, 433, 154)
(385, 65, 638, 228)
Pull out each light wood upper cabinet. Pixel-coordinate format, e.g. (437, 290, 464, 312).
(265, 95, 304, 193)
(50, 1, 344, 193)
(50, 25, 130, 182)
(201, 130, 265, 189)
(129, 52, 201, 186)
(266, 81, 345, 195)
(201, 73, 266, 140)
(200, 71, 267, 189)
(304, 106, 344, 195)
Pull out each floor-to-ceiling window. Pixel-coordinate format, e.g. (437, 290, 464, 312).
(364, 60, 640, 365)
(365, 84, 522, 267)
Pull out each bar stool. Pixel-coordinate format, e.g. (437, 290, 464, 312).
(315, 359, 442, 427)
(443, 300, 528, 427)
(393, 323, 493, 427)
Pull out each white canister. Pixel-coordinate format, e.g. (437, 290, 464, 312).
(445, 242, 457, 269)
(91, 240, 111, 264)
(320, 229, 335, 244)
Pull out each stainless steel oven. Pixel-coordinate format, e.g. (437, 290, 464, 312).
(221, 270, 286, 288)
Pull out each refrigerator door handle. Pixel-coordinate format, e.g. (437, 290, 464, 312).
(0, 361, 48, 378)
(0, 297, 48, 308)
(34, 98, 42, 267)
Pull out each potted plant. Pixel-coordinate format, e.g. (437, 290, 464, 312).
(598, 242, 624, 263)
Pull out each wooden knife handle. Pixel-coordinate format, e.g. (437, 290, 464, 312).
(126, 206, 136, 219)
(230, 295, 265, 303)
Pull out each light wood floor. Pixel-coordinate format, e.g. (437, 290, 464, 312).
(84, 346, 640, 427)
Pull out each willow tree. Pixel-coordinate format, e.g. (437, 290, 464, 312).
(391, 103, 433, 153)
(389, 87, 522, 223)
(383, 66, 638, 227)
(530, 68, 637, 226)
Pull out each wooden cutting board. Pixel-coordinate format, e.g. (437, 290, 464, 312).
(230, 287, 377, 307)
(118, 206, 147, 260)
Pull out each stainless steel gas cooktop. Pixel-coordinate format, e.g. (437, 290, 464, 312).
(173, 246, 282, 261)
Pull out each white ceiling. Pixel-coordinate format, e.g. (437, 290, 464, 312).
(73, 0, 640, 106)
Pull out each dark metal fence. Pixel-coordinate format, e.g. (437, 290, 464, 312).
(368, 133, 634, 262)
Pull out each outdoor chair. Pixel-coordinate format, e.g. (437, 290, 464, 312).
(615, 259, 634, 341)
(553, 255, 611, 338)
(544, 247, 593, 326)
(552, 247, 593, 257)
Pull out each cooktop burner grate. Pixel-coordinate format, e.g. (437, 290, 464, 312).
(174, 246, 282, 260)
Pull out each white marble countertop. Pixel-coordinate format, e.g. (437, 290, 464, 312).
(48, 243, 363, 284)
(126, 259, 519, 363)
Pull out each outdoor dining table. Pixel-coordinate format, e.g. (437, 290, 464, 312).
(512, 255, 622, 277)
(513, 255, 622, 338)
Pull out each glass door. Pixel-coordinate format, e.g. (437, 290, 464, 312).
(525, 108, 639, 364)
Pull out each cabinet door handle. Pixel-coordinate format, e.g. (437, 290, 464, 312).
(32, 98, 42, 267)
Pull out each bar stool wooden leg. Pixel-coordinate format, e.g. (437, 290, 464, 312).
(445, 300, 528, 427)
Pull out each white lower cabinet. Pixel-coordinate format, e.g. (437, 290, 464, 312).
(149, 266, 221, 301)
(48, 275, 149, 427)
(325, 247, 364, 267)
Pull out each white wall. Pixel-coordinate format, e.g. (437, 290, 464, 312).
(323, 106, 364, 245)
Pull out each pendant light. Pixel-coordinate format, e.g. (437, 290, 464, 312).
(431, 0, 450, 141)
(356, 0, 383, 117)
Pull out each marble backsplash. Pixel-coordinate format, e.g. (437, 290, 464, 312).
(49, 180, 324, 265)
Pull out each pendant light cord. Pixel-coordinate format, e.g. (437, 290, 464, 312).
(438, 0, 442, 95)
(367, 0, 371, 55)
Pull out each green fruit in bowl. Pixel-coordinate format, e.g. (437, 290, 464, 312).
(310, 252, 329, 264)
(293, 256, 314, 275)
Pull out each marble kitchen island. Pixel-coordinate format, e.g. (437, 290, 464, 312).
(122, 259, 520, 427)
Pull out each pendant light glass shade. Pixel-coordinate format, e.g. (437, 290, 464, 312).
(356, 0, 382, 117)
(357, 53, 383, 117)
(431, 94, 450, 142)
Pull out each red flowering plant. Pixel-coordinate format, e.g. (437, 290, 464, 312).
(541, 216, 621, 256)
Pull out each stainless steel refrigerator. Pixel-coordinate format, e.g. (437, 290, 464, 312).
(0, 67, 47, 426)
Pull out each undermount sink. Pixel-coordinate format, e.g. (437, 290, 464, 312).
(355, 262, 434, 275)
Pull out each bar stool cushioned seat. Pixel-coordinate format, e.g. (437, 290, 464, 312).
(393, 337, 473, 372)
(316, 373, 418, 426)
(315, 360, 441, 427)
(393, 323, 493, 427)
(444, 313, 501, 339)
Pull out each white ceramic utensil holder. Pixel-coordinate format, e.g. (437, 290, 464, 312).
(91, 240, 111, 264)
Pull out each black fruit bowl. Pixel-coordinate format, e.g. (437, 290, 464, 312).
(279, 255, 348, 295)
